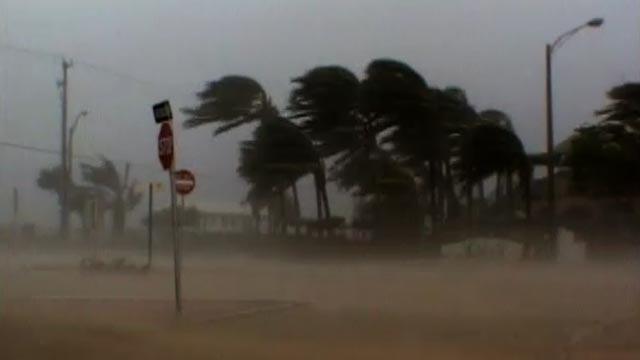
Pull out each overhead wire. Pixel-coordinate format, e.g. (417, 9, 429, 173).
(0, 43, 224, 180)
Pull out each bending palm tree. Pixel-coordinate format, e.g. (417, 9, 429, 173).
(454, 119, 531, 223)
(183, 75, 331, 232)
(80, 157, 142, 236)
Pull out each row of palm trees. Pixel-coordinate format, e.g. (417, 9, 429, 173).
(183, 59, 531, 240)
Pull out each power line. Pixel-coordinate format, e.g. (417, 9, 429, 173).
(0, 140, 219, 179)
(0, 44, 200, 94)
(1, 44, 63, 61)
(0, 140, 95, 160)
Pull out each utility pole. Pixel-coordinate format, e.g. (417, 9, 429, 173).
(545, 44, 555, 231)
(60, 59, 72, 239)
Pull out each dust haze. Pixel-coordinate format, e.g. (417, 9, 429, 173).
(2, 242, 640, 359)
(2, 0, 640, 359)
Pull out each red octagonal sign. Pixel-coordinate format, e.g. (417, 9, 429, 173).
(158, 122, 174, 170)
(174, 169, 196, 196)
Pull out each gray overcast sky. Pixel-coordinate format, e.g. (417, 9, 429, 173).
(0, 0, 638, 225)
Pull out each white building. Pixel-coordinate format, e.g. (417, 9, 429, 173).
(189, 202, 254, 235)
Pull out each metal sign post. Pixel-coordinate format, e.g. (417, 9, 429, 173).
(168, 164, 182, 314)
(147, 183, 154, 268)
(153, 100, 182, 315)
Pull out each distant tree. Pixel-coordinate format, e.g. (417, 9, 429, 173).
(80, 157, 142, 236)
(36, 165, 106, 229)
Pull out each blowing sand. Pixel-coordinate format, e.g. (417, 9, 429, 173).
(1, 250, 640, 359)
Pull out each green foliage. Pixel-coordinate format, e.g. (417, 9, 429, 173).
(479, 109, 514, 132)
(455, 123, 529, 185)
(567, 123, 640, 196)
(36, 164, 106, 214)
(565, 82, 640, 197)
(182, 75, 277, 135)
(238, 116, 321, 197)
(596, 83, 640, 129)
(185, 59, 531, 241)
(289, 66, 360, 157)
(81, 157, 121, 193)
(80, 157, 142, 235)
(289, 59, 433, 193)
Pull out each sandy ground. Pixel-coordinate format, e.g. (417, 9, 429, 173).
(1, 248, 640, 359)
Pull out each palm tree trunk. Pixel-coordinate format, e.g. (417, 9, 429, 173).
(506, 171, 514, 217)
(112, 193, 125, 238)
(318, 164, 331, 220)
(495, 173, 503, 206)
(524, 176, 532, 220)
(444, 158, 458, 219)
(437, 161, 446, 224)
(291, 181, 301, 236)
(322, 187, 332, 237)
(428, 161, 438, 230)
(279, 190, 286, 235)
(251, 204, 261, 236)
(321, 187, 331, 219)
(314, 175, 323, 237)
(267, 203, 274, 235)
(466, 181, 473, 227)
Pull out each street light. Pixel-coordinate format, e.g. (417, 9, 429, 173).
(545, 17, 603, 230)
(68, 110, 89, 181)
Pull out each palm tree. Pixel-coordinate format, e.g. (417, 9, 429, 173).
(382, 85, 479, 228)
(596, 83, 640, 130)
(289, 59, 487, 240)
(183, 76, 277, 134)
(567, 122, 640, 197)
(289, 59, 433, 238)
(80, 157, 142, 236)
(183, 76, 331, 232)
(37, 164, 108, 230)
(454, 121, 531, 224)
(564, 82, 640, 197)
(238, 116, 325, 234)
(478, 109, 518, 211)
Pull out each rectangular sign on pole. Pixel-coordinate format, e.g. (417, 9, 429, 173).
(153, 100, 173, 124)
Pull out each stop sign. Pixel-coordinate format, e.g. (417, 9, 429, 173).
(158, 122, 174, 170)
(174, 169, 196, 195)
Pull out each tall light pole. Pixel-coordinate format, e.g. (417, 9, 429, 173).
(545, 17, 603, 230)
(68, 110, 88, 182)
(60, 59, 73, 239)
